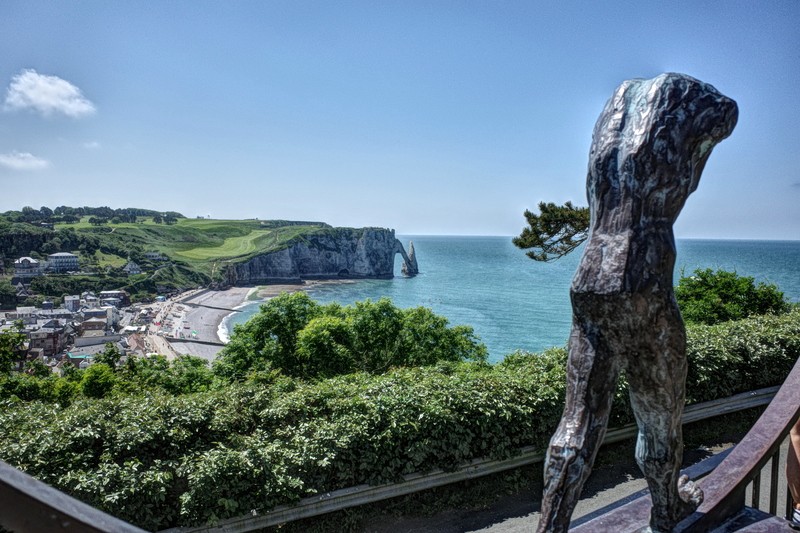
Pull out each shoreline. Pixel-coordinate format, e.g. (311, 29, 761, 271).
(170, 280, 357, 361)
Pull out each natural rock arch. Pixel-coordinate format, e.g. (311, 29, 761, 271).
(394, 239, 418, 277)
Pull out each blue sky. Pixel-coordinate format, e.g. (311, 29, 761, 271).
(0, 1, 797, 238)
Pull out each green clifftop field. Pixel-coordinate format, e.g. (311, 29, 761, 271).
(52, 217, 330, 276)
(0, 206, 334, 301)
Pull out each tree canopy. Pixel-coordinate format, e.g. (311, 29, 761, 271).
(0, 322, 26, 374)
(675, 268, 791, 325)
(214, 292, 488, 380)
(513, 201, 590, 261)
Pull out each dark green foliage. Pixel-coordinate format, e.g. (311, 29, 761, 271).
(3, 205, 184, 225)
(80, 364, 117, 398)
(23, 359, 51, 378)
(119, 355, 216, 395)
(29, 273, 136, 296)
(0, 345, 218, 404)
(94, 343, 121, 370)
(215, 292, 322, 379)
(513, 201, 590, 262)
(1, 310, 798, 530)
(675, 268, 791, 325)
(0, 280, 17, 309)
(0, 372, 55, 402)
(214, 293, 488, 380)
(685, 310, 800, 402)
(0, 322, 26, 373)
(0, 361, 566, 529)
(0, 220, 54, 259)
(296, 315, 354, 378)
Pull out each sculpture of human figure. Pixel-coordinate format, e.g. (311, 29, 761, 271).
(536, 73, 737, 533)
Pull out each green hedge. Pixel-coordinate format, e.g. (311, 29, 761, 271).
(1, 310, 799, 529)
(685, 310, 800, 402)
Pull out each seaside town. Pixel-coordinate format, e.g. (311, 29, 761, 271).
(1, 250, 229, 374)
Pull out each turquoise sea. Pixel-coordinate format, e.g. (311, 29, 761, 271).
(227, 237, 800, 363)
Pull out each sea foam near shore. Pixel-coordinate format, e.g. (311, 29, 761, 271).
(218, 297, 265, 344)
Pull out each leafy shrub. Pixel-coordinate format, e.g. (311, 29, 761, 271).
(685, 309, 800, 402)
(118, 354, 217, 395)
(80, 364, 117, 398)
(676, 268, 791, 325)
(215, 293, 487, 380)
(0, 311, 798, 529)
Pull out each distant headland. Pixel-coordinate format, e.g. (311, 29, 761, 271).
(0, 206, 416, 307)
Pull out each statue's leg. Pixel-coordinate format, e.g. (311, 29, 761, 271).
(626, 312, 701, 532)
(537, 320, 621, 533)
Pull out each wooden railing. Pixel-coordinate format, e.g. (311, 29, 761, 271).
(573, 355, 800, 532)
(161, 387, 779, 532)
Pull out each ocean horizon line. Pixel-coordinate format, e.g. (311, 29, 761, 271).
(397, 234, 800, 243)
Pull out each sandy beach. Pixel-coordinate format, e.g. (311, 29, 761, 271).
(169, 282, 346, 361)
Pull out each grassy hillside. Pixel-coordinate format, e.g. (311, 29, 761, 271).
(51, 217, 329, 277)
(2, 214, 331, 299)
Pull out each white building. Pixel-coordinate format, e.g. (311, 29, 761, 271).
(14, 257, 43, 278)
(47, 252, 79, 273)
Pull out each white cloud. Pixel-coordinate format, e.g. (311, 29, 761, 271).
(0, 151, 51, 170)
(83, 140, 101, 149)
(4, 69, 96, 118)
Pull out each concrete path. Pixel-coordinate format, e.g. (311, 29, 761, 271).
(364, 439, 795, 532)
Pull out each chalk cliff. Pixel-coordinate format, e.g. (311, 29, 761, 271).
(225, 227, 417, 285)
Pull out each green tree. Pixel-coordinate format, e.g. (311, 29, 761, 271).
(675, 268, 791, 325)
(116, 354, 215, 394)
(60, 360, 81, 382)
(0, 280, 17, 309)
(53, 378, 80, 405)
(513, 201, 590, 262)
(94, 343, 121, 370)
(119, 353, 168, 389)
(400, 306, 488, 366)
(296, 315, 354, 378)
(163, 355, 215, 394)
(80, 363, 117, 398)
(345, 298, 404, 372)
(23, 359, 51, 378)
(215, 293, 487, 380)
(214, 292, 321, 379)
(0, 322, 26, 373)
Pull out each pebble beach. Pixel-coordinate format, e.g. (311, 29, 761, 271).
(168, 283, 317, 361)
